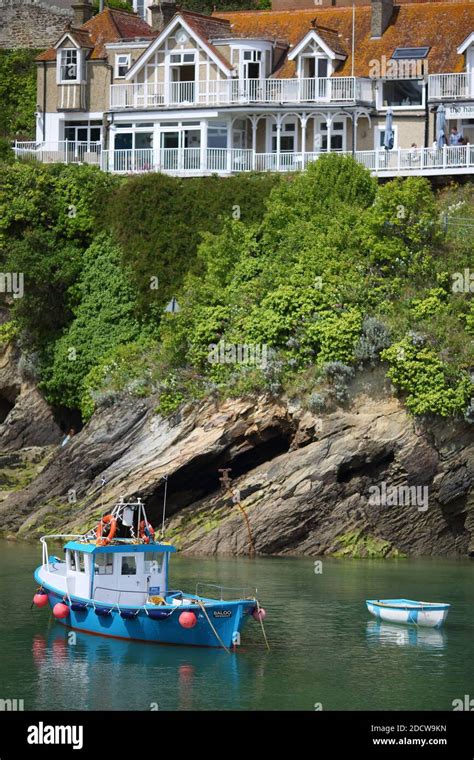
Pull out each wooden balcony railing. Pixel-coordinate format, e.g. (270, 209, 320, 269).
(58, 84, 86, 110)
(13, 143, 474, 177)
(428, 73, 474, 101)
(109, 77, 374, 110)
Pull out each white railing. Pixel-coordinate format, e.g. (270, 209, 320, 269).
(100, 147, 255, 174)
(109, 76, 374, 109)
(58, 84, 86, 110)
(428, 73, 473, 100)
(15, 143, 474, 177)
(355, 145, 474, 174)
(14, 141, 101, 165)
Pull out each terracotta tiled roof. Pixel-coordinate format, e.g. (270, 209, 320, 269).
(214, 2, 474, 77)
(36, 8, 156, 62)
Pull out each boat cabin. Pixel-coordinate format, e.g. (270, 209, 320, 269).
(47, 541, 176, 607)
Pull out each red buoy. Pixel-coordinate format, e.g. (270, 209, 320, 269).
(252, 607, 266, 621)
(52, 602, 69, 619)
(179, 611, 197, 629)
(33, 592, 49, 608)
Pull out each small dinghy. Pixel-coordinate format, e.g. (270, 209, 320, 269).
(32, 497, 267, 650)
(366, 599, 450, 628)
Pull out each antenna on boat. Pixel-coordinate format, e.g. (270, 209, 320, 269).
(100, 476, 106, 513)
(161, 474, 168, 539)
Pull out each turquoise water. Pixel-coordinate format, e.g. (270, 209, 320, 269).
(1, 540, 473, 711)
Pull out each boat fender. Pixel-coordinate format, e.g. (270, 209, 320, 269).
(33, 591, 49, 608)
(252, 607, 266, 622)
(94, 605, 113, 617)
(179, 611, 197, 629)
(119, 609, 139, 620)
(96, 514, 118, 546)
(53, 602, 70, 619)
(70, 602, 88, 612)
(147, 609, 173, 620)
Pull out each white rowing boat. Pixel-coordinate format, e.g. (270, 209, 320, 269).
(366, 598, 450, 628)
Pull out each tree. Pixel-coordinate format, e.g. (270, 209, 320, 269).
(40, 234, 142, 408)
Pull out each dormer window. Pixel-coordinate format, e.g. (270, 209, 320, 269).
(115, 54, 131, 79)
(57, 48, 83, 84)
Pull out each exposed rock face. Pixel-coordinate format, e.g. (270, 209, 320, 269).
(0, 343, 62, 450)
(0, 377, 472, 558)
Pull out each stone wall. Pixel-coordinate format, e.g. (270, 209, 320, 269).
(0, 0, 73, 49)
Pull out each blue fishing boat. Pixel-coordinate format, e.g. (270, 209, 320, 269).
(366, 599, 450, 628)
(32, 498, 267, 650)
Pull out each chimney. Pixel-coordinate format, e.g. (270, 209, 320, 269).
(71, 0, 93, 27)
(149, 1, 177, 33)
(371, 0, 393, 39)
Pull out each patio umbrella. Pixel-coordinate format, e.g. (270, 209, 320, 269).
(436, 105, 446, 148)
(384, 108, 394, 151)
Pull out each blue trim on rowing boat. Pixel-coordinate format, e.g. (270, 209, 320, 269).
(366, 598, 450, 611)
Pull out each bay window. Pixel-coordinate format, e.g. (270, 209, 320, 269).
(382, 79, 423, 108)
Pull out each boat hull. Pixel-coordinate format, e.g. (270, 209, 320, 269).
(36, 570, 256, 649)
(366, 599, 450, 628)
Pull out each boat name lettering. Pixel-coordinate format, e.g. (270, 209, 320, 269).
(213, 610, 232, 618)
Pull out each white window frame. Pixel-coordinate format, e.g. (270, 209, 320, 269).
(57, 48, 83, 85)
(315, 117, 347, 152)
(374, 124, 399, 150)
(377, 79, 425, 111)
(268, 119, 298, 153)
(298, 53, 332, 79)
(115, 53, 131, 79)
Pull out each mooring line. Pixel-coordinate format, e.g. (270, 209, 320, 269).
(196, 599, 231, 654)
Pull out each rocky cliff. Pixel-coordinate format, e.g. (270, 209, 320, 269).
(0, 342, 472, 557)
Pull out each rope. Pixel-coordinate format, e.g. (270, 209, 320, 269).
(256, 599, 270, 652)
(196, 599, 231, 654)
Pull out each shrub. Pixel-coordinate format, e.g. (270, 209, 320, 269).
(355, 317, 392, 365)
(41, 234, 142, 409)
(381, 338, 472, 417)
(323, 361, 355, 403)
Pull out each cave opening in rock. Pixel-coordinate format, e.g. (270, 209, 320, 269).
(52, 406, 83, 435)
(144, 429, 293, 524)
(0, 384, 20, 424)
(0, 394, 14, 424)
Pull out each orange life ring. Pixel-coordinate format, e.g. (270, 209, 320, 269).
(96, 514, 117, 546)
(139, 520, 155, 544)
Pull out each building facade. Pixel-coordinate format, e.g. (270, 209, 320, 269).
(15, 0, 474, 177)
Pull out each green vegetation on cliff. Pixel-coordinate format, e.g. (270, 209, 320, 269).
(0, 49, 39, 158)
(0, 157, 472, 423)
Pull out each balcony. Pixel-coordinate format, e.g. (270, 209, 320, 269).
(58, 84, 86, 111)
(109, 77, 374, 110)
(428, 73, 474, 101)
(13, 141, 101, 165)
(14, 142, 474, 178)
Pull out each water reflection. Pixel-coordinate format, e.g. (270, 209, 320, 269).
(32, 629, 247, 711)
(366, 621, 446, 650)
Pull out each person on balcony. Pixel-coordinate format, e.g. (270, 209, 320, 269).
(449, 127, 463, 145)
(409, 143, 420, 164)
